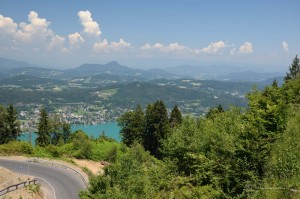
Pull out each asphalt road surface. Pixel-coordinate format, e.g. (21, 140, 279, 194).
(0, 159, 86, 199)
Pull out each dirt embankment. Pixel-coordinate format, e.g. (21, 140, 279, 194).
(0, 166, 43, 199)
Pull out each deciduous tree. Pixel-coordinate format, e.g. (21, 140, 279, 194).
(118, 105, 144, 146)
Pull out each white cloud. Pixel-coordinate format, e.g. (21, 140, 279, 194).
(0, 15, 17, 34)
(230, 42, 253, 55)
(140, 43, 151, 50)
(282, 41, 289, 52)
(68, 32, 85, 49)
(49, 35, 65, 50)
(15, 11, 52, 44)
(78, 10, 101, 37)
(141, 42, 188, 52)
(239, 42, 253, 54)
(0, 11, 69, 52)
(201, 41, 226, 54)
(111, 38, 131, 50)
(93, 38, 131, 53)
(0, 15, 18, 47)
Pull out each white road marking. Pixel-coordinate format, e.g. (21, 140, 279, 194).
(34, 177, 57, 199)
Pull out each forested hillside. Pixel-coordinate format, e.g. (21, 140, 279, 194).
(80, 56, 300, 198)
(0, 56, 299, 198)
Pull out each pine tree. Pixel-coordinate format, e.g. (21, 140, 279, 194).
(285, 55, 300, 81)
(169, 105, 182, 128)
(50, 114, 62, 145)
(36, 107, 51, 147)
(62, 122, 71, 144)
(272, 79, 278, 88)
(143, 100, 170, 158)
(0, 105, 8, 144)
(5, 104, 21, 142)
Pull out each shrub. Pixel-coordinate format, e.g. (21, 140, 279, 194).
(0, 141, 33, 155)
(46, 144, 61, 158)
(105, 145, 118, 163)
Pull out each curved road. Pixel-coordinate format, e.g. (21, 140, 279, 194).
(0, 159, 86, 199)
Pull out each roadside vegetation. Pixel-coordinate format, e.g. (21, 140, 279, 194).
(0, 56, 299, 198)
(79, 56, 300, 198)
(0, 105, 124, 162)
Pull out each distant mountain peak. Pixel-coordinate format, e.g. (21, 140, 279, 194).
(106, 61, 120, 65)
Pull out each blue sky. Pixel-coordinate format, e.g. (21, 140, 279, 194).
(0, 0, 299, 71)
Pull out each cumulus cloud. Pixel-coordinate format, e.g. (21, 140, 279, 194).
(68, 32, 85, 49)
(0, 11, 134, 56)
(0, 15, 17, 34)
(282, 41, 289, 52)
(230, 42, 253, 55)
(111, 38, 131, 49)
(93, 38, 131, 53)
(0, 11, 66, 52)
(78, 10, 101, 37)
(15, 11, 52, 44)
(49, 35, 65, 50)
(239, 42, 253, 54)
(201, 41, 226, 54)
(141, 42, 188, 52)
(0, 15, 18, 47)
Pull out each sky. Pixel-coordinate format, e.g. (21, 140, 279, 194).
(0, 0, 299, 71)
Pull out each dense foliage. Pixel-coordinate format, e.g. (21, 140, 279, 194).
(0, 56, 299, 198)
(0, 104, 20, 144)
(81, 56, 300, 198)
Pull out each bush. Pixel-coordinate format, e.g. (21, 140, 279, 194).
(46, 145, 61, 158)
(105, 145, 118, 163)
(32, 146, 53, 158)
(0, 141, 33, 155)
(74, 139, 92, 159)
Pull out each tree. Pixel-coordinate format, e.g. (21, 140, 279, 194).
(50, 114, 63, 145)
(62, 122, 71, 144)
(143, 100, 170, 158)
(5, 104, 21, 142)
(0, 104, 21, 144)
(169, 105, 182, 128)
(118, 105, 145, 146)
(260, 107, 300, 198)
(285, 55, 300, 81)
(0, 105, 8, 144)
(71, 130, 92, 159)
(206, 104, 224, 120)
(36, 107, 51, 147)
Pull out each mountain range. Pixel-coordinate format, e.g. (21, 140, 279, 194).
(0, 57, 284, 83)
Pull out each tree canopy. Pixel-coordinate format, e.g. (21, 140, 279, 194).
(82, 55, 300, 198)
(36, 107, 51, 147)
(285, 55, 300, 81)
(0, 104, 21, 144)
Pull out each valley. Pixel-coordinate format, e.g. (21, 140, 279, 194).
(0, 57, 283, 132)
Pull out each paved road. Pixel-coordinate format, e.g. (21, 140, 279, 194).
(0, 159, 86, 199)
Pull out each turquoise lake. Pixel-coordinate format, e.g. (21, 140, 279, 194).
(20, 122, 121, 144)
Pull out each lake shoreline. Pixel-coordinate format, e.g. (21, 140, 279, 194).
(20, 122, 121, 144)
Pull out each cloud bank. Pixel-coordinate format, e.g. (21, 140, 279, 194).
(0, 10, 271, 67)
(230, 42, 253, 55)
